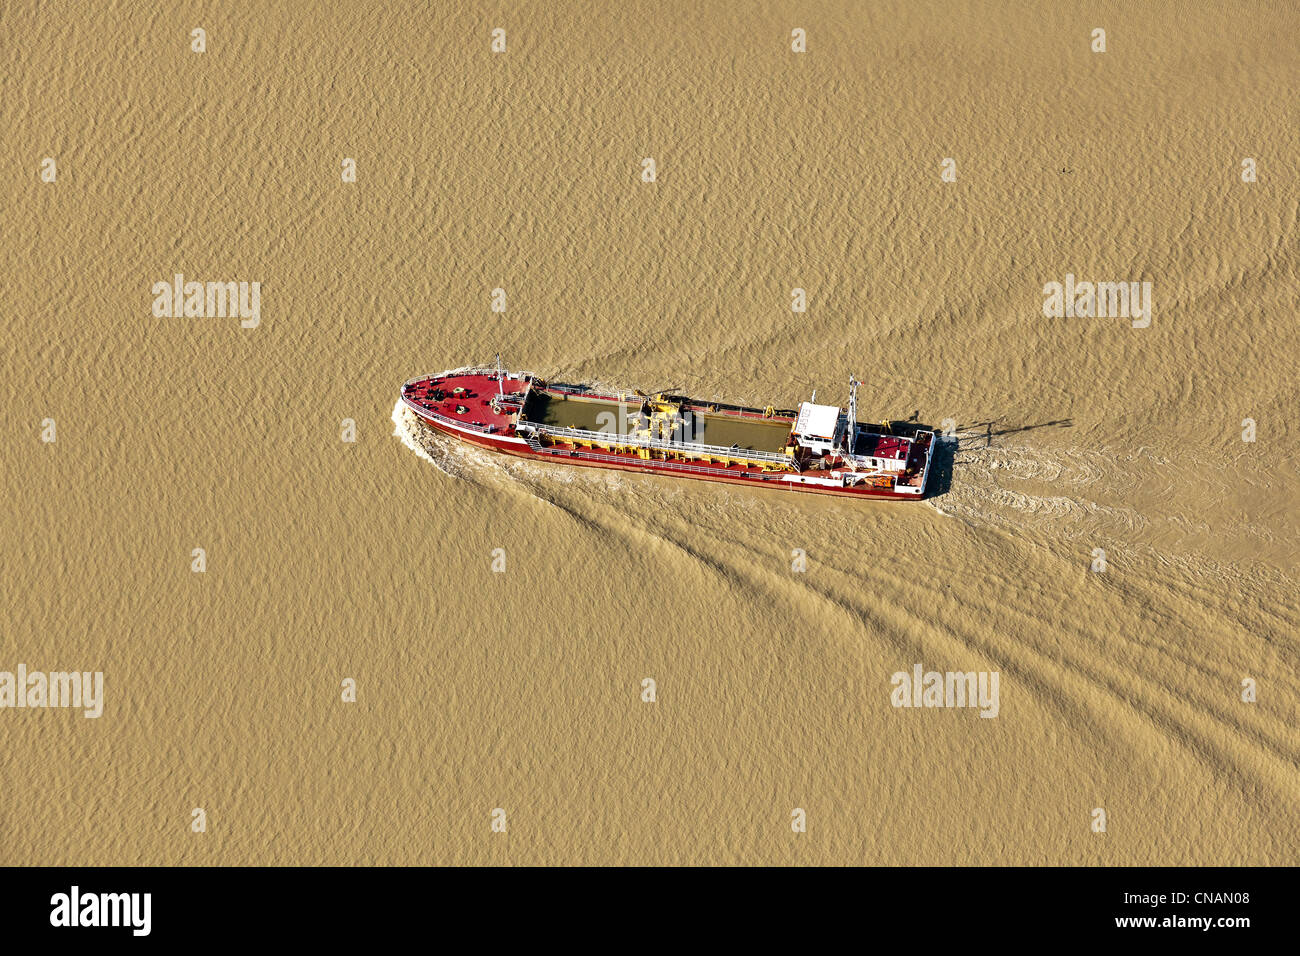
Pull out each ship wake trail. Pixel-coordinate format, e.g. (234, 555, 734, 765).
(930, 428, 1290, 568)
(392, 396, 1300, 818)
(392, 398, 593, 500)
(929, 431, 1131, 532)
(391, 400, 484, 482)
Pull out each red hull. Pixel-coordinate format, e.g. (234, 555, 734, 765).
(406, 405, 929, 502)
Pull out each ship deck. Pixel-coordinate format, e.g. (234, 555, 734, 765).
(401, 373, 525, 433)
(854, 429, 910, 462)
(523, 390, 794, 453)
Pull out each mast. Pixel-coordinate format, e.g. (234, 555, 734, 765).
(847, 375, 860, 457)
(496, 353, 504, 397)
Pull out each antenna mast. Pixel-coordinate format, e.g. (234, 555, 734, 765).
(847, 375, 860, 457)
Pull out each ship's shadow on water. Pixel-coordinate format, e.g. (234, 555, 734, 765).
(893, 417, 1073, 500)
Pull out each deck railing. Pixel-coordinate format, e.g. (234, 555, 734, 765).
(530, 443, 788, 479)
(402, 401, 495, 434)
(438, 364, 535, 380)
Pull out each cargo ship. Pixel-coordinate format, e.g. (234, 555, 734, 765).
(399, 361, 935, 500)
